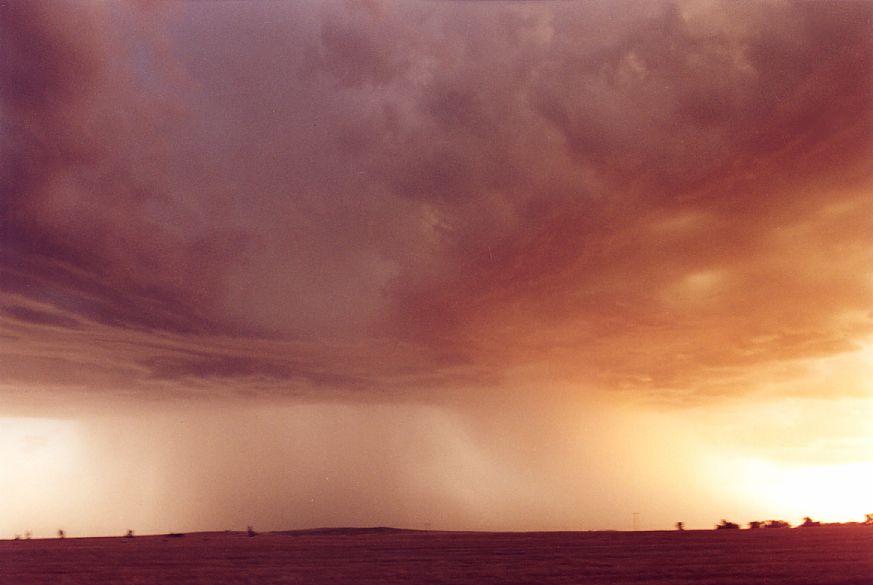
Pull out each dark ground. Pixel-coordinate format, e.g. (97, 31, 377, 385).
(1, 526, 871, 584)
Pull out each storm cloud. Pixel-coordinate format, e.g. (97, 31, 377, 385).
(2, 0, 870, 408)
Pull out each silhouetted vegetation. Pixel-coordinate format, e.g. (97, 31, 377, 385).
(247, 525, 257, 537)
(715, 520, 739, 530)
(675, 522, 684, 531)
(125, 529, 135, 538)
(57, 529, 65, 539)
(746, 519, 790, 528)
(726, 515, 873, 531)
(165, 532, 185, 538)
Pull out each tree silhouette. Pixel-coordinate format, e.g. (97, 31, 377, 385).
(764, 520, 790, 528)
(715, 519, 739, 530)
(800, 516, 821, 528)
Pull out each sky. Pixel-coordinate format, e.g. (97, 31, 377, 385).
(0, 0, 871, 538)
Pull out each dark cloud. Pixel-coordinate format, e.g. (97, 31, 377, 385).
(0, 0, 871, 407)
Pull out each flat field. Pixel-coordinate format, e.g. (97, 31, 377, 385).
(1, 526, 871, 584)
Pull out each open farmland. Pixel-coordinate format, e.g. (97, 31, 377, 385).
(1, 526, 871, 585)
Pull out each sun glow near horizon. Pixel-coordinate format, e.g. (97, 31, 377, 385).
(693, 390, 873, 526)
(735, 459, 873, 524)
(743, 394, 873, 524)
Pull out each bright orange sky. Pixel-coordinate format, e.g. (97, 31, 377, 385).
(1, 0, 871, 538)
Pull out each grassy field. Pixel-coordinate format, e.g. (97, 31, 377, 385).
(1, 526, 870, 584)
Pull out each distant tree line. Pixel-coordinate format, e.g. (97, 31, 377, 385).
(707, 514, 873, 530)
(7, 525, 269, 540)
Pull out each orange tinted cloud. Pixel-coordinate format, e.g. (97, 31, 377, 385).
(0, 0, 871, 409)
